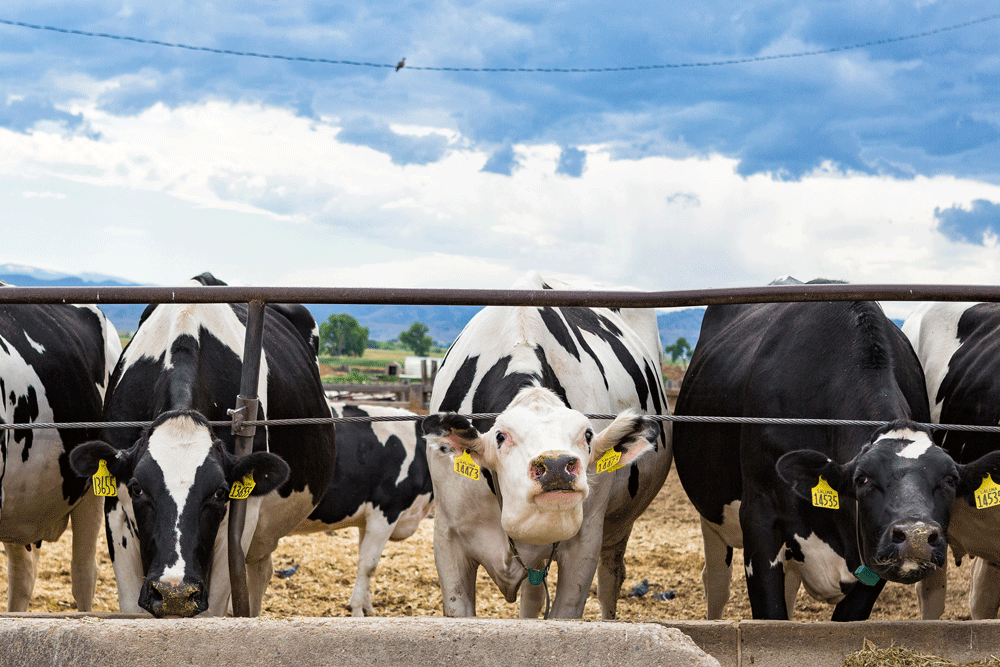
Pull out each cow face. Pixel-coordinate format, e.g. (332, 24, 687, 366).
(69, 410, 289, 617)
(423, 387, 656, 545)
(777, 421, 1000, 585)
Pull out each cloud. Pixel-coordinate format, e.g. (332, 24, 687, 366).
(555, 147, 586, 177)
(481, 145, 519, 175)
(335, 117, 452, 166)
(935, 199, 1000, 245)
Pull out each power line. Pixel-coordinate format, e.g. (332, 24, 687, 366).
(0, 13, 997, 73)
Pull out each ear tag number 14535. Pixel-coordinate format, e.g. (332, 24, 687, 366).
(811, 476, 839, 510)
(975, 475, 1000, 510)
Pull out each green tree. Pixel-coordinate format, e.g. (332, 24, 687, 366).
(665, 337, 692, 366)
(319, 314, 369, 356)
(399, 322, 433, 356)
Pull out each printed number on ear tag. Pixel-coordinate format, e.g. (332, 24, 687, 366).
(975, 475, 1000, 510)
(229, 472, 256, 500)
(454, 450, 481, 481)
(92, 460, 117, 497)
(811, 476, 839, 510)
(595, 448, 624, 474)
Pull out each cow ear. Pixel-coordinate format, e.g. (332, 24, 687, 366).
(227, 451, 290, 497)
(776, 450, 854, 501)
(957, 450, 1000, 497)
(70, 440, 134, 481)
(589, 413, 658, 467)
(422, 413, 487, 461)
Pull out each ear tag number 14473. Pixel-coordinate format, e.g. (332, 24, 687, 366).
(454, 451, 481, 481)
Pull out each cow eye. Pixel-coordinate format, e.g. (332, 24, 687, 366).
(214, 485, 229, 501)
(940, 474, 959, 489)
(585, 429, 594, 445)
(496, 432, 506, 447)
(127, 480, 144, 499)
(854, 475, 869, 487)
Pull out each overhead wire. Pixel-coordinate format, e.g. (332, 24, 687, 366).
(0, 13, 997, 73)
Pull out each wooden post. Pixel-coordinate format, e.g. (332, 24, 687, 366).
(228, 299, 265, 618)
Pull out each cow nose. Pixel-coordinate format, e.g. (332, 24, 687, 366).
(141, 579, 206, 618)
(889, 520, 942, 558)
(530, 453, 583, 491)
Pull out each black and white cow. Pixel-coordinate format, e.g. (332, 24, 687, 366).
(295, 403, 433, 616)
(0, 296, 121, 611)
(673, 278, 1000, 620)
(69, 273, 337, 617)
(903, 301, 1000, 619)
(423, 271, 671, 619)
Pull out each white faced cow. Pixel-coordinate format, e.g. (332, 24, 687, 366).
(903, 301, 1000, 619)
(69, 273, 336, 617)
(0, 296, 121, 612)
(674, 278, 1000, 621)
(294, 403, 433, 616)
(423, 271, 671, 619)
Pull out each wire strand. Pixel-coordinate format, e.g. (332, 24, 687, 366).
(1, 13, 996, 73)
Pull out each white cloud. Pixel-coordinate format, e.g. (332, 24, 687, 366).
(1, 95, 999, 319)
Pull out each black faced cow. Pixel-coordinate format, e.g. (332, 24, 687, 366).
(673, 278, 1000, 620)
(0, 296, 121, 611)
(423, 271, 671, 619)
(903, 301, 1000, 619)
(295, 403, 433, 616)
(69, 273, 336, 617)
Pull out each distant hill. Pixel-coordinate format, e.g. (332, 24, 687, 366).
(0, 264, 708, 348)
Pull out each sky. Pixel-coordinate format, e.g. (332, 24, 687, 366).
(1, 1, 999, 319)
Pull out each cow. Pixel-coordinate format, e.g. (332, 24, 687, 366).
(68, 273, 337, 617)
(902, 301, 1000, 619)
(0, 294, 121, 611)
(672, 277, 1000, 621)
(294, 403, 433, 616)
(422, 271, 671, 619)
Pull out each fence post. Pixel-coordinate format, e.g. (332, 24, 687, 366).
(228, 299, 266, 618)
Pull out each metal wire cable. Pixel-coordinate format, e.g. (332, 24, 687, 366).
(1, 13, 996, 73)
(5, 414, 1000, 433)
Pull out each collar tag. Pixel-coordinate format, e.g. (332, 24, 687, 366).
(854, 565, 880, 586)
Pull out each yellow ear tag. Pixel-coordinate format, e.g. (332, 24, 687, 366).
(229, 472, 256, 500)
(811, 476, 839, 510)
(975, 475, 1000, 510)
(596, 448, 624, 474)
(453, 450, 481, 481)
(92, 460, 117, 497)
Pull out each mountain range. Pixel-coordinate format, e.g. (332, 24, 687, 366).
(0, 264, 704, 348)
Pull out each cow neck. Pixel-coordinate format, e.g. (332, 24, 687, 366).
(495, 483, 560, 617)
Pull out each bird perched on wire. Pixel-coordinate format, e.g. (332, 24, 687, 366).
(627, 579, 650, 598)
(274, 564, 300, 579)
(396, 57, 406, 71)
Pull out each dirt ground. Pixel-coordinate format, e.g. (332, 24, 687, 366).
(0, 467, 978, 621)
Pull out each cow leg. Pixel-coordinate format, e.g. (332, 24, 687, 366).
(519, 578, 546, 618)
(596, 526, 632, 620)
(700, 517, 734, 619)
(5, 542, 39, 612)
(741, 500, 790, 619)
(916, 561, 948, 619)
(245, 552, 274, 617)
(548, 529, 603, 619)
(352, 516, 396, 617)
(69, 490, 103, 611)
(831, 577, 886, 621)
(783, 566, 801, 621)
(970, 558, 1000, 620)
(434, 521, 478, 617)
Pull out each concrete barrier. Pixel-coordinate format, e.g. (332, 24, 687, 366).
(4, 615, 1000, 667)
(0, 615, 718, 667)
(658, 620, 1000, 667)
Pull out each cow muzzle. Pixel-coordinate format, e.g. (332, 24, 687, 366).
(873, 519, 946, 584)
(140, 579, 208, 618)
(530, 452, 583, 492)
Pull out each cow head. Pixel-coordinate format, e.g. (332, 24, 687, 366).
(423, 387, 657, 545)
(69, 409, 289, 617)
(777, 421, 1000, 585)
